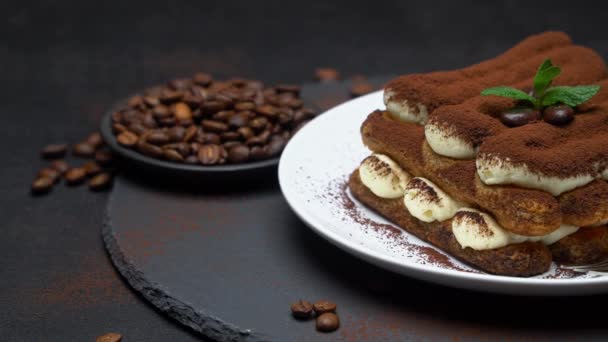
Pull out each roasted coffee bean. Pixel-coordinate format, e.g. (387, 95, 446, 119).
(137, 140, 163, 158)
(112, 123, 128, 134)
(164, 142, 190, 156)
(250, 146, 267, 160)
(167, 126, 186, 142)
(184, 155, 199, 164)
(237, 126, 254, 140)
(64, 167, 87, 185)
(143, 96, 160, 107)
(72, 142, 95, 158)
(41, 144, 67, 159)
(111, 111, 122, 123)
(276, 84, 301, 95)
(313, 300, 337, 314)
(146, 131, 170, 145)
(95, 332, 122, 342)
(350, 82, 374, 97)
(287, 98, 303, 109)
(213, 110, 235, 122)
(201, 120, 229, 132)
(255, 105, 278, 118)
(173, 102, 192, 121)
(190, 142, 201, 153)
(142, 112, 157, 128)
(265, 136, 286, 156)
(499, 107, 541, 127)
(127, 95, 145, 109)
(221, 131, 240, 141)
(152, 105, 172, 119)
(227, 112, 249, 128)
(316, 312, 340, 332)
(89, 173, 113, 191)
(95, 150, 113, 166)
(183, 126, 198, 142)
(193, 72, 213, 86)
(31, 177, 54, 194)
(86, 132, 104, 149)
(234, 102, 256, 111)
(227, 145, 250, 163)
(158, 116, 177, 126)
(246, 130, 270, 146)
(167, 78, 190, 91)
(159, 89, 183, 104)
(293, 109, 315, 124)
(182, 93, 201, 109)
(38, 168, 60, 183)
(223, 141, 241, 149)
(50, 160, 69, 174)
(249, 117, 268, 131)
(163, 148, 184, 162)
(198, 132, 221, 145)
(128, 122, 147, 135)
(83, 161, 103, 176)
(201, 101, 226, 114)
(543, 105, 574, 126)
(290, 300, 313, 319)
(117, 131, 138, 146)
(198, 144, 226, 165)
(315, 68, 339, 82)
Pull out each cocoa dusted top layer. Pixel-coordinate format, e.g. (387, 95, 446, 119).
(382, 31, 608, 195)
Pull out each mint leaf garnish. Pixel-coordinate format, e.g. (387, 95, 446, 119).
(481, 59, 600, 110)
(533, 59, 561, 96)
(541, 85, 601, 107)
(481, 86, 538, 106)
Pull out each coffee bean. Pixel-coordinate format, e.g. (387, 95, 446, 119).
(265, 136, 286, 156)
(152, 105, 171, 119)
(237, 126, 254, 140)
(127, 95, 145, 109)
(315, 68, 339, 82)
(38, 168, 60, 183)
(117, 131, 138, 147)
(316, 312, 340, 332)
(142, 112, 157, 128)
(31, 177, 54, 194)
(223, 141, 241, 149)
(228, 113, 249, 128)
(64, 167, 87, 185)
(543, 105, 574, 126)
(234, 102, 256, 111)
(182, 93, 201, 109)
(95, 150, 113, 165)
(193, 72, 213, 86)
(197, 132, 221, 145)
(167, 126, 186, 142)
(213, 110, 235, 122)
(293, 109, 315, 124)
(167, 78, 190, 91)
(290, 300, 313, 319)
(201, 120, 229, 132)
(250, 146, 267, 160)
(137, 140, 164, 158)
(227, 145, 250, 163)
(255, 105, 278, 118)
(250, 117, 268, 131)
(163, 148, 184, 162)
(350, 82, 374, 97)
(128, 122, 147, 135)
(95, 332, 122, 342)
(112, 123, 128, 134)
(143, 96, 160, 107)
(83, 161, 103, 176)
(183, 126, 198, 142)
(159, 89, 183, 104)
(246, 130, 270, 146)
(173, 102, 192, 121)
(146, 131, 170, 145)
(499, 107, 541, 127)
(286, 98, 303, 109)
(201, 101, 226, 114)
(50, 160, 69, 174)
(111, 111, 122, 123)
(164, 142, 190, 156)
(86, 132, 104, 149)
(198, 144, 226, 165)
(276, 84, 301, 95)
(72, 142, 95, 158)
(221, 131, 240, 141)
(41, 144, 67, 159)
(313, 300, 337, 314)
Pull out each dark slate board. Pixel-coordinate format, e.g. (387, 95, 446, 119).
(102, 81, 608, 341)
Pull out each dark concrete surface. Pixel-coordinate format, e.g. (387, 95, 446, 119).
(2, 1, 608, 341)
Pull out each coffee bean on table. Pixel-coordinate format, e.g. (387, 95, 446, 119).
(290, 300, 313, 319)
(83, 161, 103, 176)
(95, 332, 122, 342)
(72, 142, 95, 157)
(198, 144, 225, 165)
(543, 105, 574, 126)
(499, 107, 541, 127)
(31, 177, 54, 194)
(50, 160, 69, 174)
(64, 167, 87, 185)
(116, 131, 138, 147)
(95, 150, 113, 166)
(41, 144, 67, 159)
(350, 82, 374, 97)
(86, 132, 104, 149)
(227, 145, 250, 163)
(89, 173, 113, 191)
(316, 312, 340, 332)
(38, 168, 61, 183)
(315, 68, 339, 82)
(313, 300, 337, 314)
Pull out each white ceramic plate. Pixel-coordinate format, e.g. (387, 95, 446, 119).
(279, 90, 608, 296)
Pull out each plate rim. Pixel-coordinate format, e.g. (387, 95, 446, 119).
(279, 90, 608, 292)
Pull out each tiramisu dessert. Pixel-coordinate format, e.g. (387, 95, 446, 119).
(349, 31, 608, 276)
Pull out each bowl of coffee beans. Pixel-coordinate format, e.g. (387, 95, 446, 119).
(101, 73, 317, 182)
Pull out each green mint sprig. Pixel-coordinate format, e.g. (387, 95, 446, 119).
(480, 59, 600, 109)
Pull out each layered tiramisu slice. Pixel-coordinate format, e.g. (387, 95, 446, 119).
(349, 32, 608, 276)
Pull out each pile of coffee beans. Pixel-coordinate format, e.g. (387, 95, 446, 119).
(31, 132, 114, 195)
(290, 299, 340, 333)
(110, 73, 317, 165)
